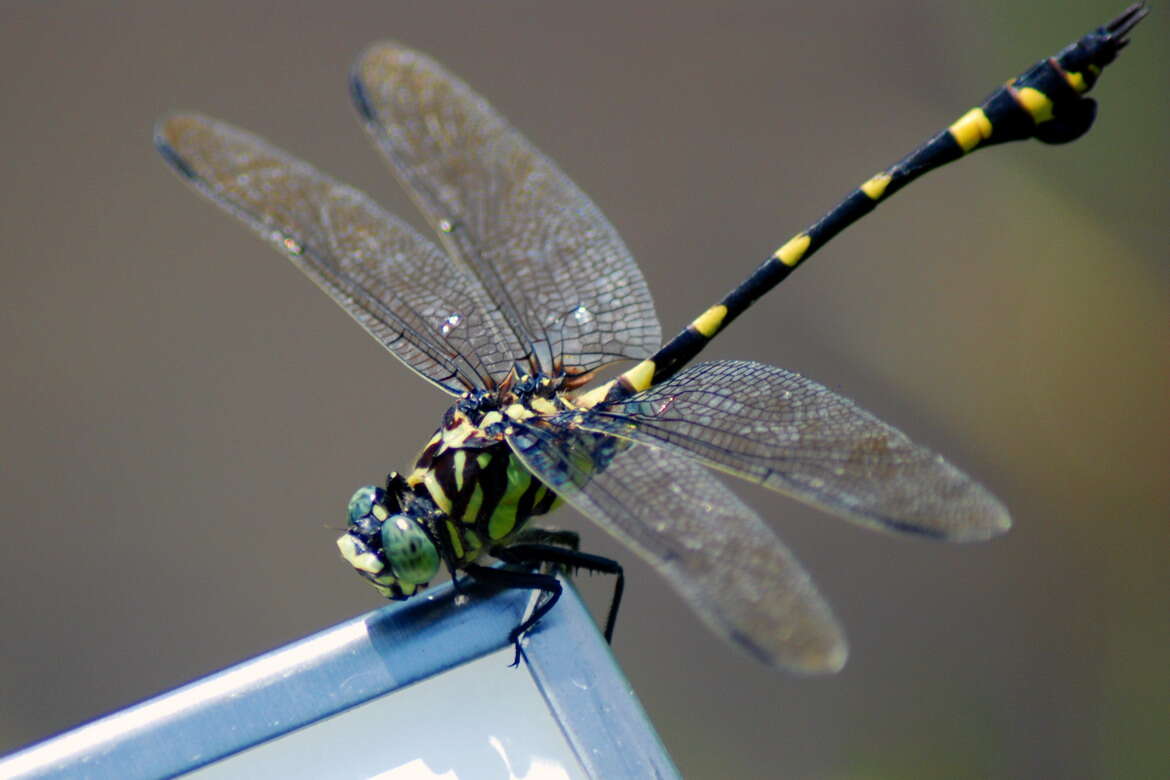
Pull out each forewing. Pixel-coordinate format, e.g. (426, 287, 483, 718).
(155, 113, 512, 394)
(507, 422, 846, 674)
(351, 44, 662, 379)
(583, 360, 1011, 540)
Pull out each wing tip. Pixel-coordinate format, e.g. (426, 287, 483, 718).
(791, 639, 849, 676)
(731, 627, 849, 675)
(348, 67, 378, 124)
(153, 113, 203, 181)
(350, 41, 419, 125)
(865, 474, 1013, 542)
(945, 490, 1013, 542)
(352, 40, 424, 78)
(812, 640, 849, 675)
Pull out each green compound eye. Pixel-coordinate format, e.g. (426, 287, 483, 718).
(381, 514, 439, 585)
(347, 485, 387, 533)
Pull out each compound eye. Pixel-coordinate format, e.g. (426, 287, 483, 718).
(347, 485, 388, 536)
(381, 515, 439, 585)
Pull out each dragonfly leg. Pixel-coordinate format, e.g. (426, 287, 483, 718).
(464, 562, 562, 666)
(493, 544, 624, 644)
(512, 525, 580, 551)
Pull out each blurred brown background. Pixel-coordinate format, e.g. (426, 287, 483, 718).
(2, 1, 1166, 777)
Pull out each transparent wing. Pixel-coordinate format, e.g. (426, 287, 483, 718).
(351, 44, 662, 381)
(580, 360, 1011, 540)
(155, 113, 516, 394)
(507, 422, 847, 674)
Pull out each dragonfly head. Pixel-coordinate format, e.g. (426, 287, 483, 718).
(336, 481, 440, 600)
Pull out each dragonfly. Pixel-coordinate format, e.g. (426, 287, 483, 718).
(155, 4, 1146, 673)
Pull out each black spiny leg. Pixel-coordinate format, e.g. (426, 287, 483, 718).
(512, 526, 580, 551)
(464, 563, 563, 666)
(494, 543, 625, 644)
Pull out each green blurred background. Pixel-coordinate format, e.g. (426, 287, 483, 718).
(1, 1, 1165, 777)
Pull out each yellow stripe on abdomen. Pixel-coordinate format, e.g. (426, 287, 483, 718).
(948, 108, 992, 153)
(860, 172, 892, 201)
(623, 359, 657, 392)
(1013, 86, 1054, 123)
(691, 304, 727, 337)
(773, 234, 811, 267)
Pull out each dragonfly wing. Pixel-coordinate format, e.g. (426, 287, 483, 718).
(507, 421, 846, 674)
(156, 114, 513, 394)
(351, 44, 662, 381)
(579, 360, 1010, 540)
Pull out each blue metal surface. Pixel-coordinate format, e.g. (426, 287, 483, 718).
(523, 582, 680, 779)
(0, 576, 678, 779)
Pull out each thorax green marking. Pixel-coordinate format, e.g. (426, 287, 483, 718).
(406, 392, 566, 566)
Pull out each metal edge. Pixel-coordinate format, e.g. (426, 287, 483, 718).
(524, 576, 681, 780)
(0, 579, 527, 778)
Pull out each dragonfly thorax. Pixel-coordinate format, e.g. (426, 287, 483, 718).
(336, 374, 566, 601)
